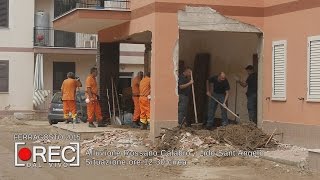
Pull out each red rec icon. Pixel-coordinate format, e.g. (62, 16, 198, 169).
(18, 147, 32, 161)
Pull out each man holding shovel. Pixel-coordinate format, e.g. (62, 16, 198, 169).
(206, 72, 230, 130)
(178, 67, 193, 127)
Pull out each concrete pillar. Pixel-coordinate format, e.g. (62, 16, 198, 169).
(99, 42, 120, 121)
(149, 14, 179, 140)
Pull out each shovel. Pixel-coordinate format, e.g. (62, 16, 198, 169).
(207, 94, 240, 122)
(190, 72, 202, 129)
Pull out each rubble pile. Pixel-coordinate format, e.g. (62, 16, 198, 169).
(155, 128, 217, 152)
(210, 123, 277, 150)
(156, 123, 276, 151)
(80, 130, 144, 154)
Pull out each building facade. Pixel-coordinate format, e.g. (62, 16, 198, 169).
(52, 0, 320, 148)
(0, 0, 144, 115)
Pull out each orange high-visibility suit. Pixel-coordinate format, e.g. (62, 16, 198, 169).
(131, 76, 141, 122)
(139, 76, 151, 124)
(85, 75, 102, 123)
(61, 78, 81, 120)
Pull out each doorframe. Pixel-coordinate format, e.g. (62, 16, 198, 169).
(52, 61, 76, 93)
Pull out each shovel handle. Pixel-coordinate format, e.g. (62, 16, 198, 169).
(191, 72, 198, 124)
(207, 94, 240, 119)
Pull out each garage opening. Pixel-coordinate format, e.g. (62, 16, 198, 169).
(176, 7, 263, 127)
(98, 31, 152, 126)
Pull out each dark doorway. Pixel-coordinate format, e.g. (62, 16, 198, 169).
(53, 62, 75, 93)
(118, 72, 133, 94)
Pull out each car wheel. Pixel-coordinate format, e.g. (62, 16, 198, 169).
(49, 119, 58, 125)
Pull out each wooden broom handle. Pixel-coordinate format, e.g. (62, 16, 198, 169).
(191, 72, 198, 123)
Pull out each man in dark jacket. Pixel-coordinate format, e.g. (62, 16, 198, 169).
(178, 67, 193, 126)
(237, 65, 258, 124)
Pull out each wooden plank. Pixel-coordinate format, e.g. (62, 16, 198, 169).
(187, 53, 210, 124)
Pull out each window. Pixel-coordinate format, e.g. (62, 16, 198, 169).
(0, 0, 9, 27)
(0, 60, 9, 92)
(307, 36, 320, 101)
(272, 40, 287, 101)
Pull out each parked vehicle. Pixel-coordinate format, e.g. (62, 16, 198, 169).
(48, 91, 87, 125)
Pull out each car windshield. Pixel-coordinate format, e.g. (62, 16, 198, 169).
(51, 91, 86, 103)
(52, 93, 62, 103)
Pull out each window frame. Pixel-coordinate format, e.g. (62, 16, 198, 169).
(0, 60, 9, 93)
(307, 35, 320, 102)
(271, 40, 287, 101)
(0, 0, 9, 28)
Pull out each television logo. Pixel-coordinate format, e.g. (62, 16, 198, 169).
(14, 142, 80, 168)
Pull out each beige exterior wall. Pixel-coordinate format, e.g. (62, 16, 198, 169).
(0, 0, 35, 47)
(42, 53, 143, 92)
(0, 0, 35, 111)
(0, 52, 34, 110)
(42, 54, 97, 92)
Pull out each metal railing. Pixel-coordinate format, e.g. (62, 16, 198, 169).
(55, 0, 130, 17)
(34, 27, 97, 48)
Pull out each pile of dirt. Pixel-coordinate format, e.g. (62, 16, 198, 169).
(211, 123, 277, 150)
(156, 123, 276, 151)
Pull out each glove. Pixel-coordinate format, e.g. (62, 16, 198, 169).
(147, 95, 151, 100)
(85, 98, 90, 103)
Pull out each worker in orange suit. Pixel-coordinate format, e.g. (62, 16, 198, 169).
(61, 72, 82, 124)
(139, 72, 151, 130)
(85, 67, 106, 128)
(131, 71, 144, 127)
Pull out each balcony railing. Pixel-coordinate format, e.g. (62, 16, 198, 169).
(34, 27, 97, 48)
(55, 0, 130, 17)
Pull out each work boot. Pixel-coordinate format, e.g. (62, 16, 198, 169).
(132, 121, 140, 128)
(140, 123, 147, 130)
(88, 122, 96, 128)
(97, 122, 106, 127)
(134, 121, 141, 127)
(65, 119, 71, 124)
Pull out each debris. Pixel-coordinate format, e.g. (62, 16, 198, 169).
(192, 136, 203, 146)
(265, 128, 277, 146)
(155, 123, 277, 151)
(80, 129, 143, 152)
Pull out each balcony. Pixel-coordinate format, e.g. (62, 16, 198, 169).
(34, 27, 97, 48)
(56, 0, 131, 12)
(53, 0, 131, 34)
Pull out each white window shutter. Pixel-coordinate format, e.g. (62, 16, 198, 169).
(272, 40, 287, 101)
(307, 36, 320, 101)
